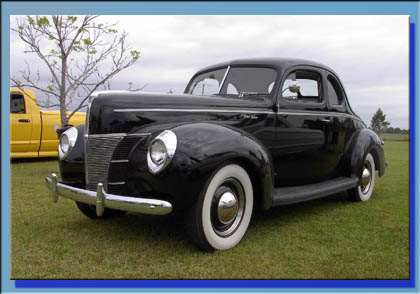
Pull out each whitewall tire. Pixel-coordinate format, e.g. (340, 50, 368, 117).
(186, 164, 253, 252)
(349, 153, 376, 202)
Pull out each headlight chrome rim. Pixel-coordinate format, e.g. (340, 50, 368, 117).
(58, 127, 78, 160)
(147, 130, 177, 174)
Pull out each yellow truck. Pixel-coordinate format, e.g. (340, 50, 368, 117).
(10, 88, 86, 158)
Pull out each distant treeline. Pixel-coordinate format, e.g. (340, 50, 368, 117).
(383, 127, 410, 134)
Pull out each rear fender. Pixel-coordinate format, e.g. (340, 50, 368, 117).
(339, 128, 385, 179)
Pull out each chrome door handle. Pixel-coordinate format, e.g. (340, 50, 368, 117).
(319, 118, 330, 122)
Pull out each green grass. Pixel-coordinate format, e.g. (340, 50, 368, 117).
(380, 133, 409, 141)
(10, 141, 409, 279)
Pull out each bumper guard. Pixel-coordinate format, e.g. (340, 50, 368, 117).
(45, 173, 172, 216)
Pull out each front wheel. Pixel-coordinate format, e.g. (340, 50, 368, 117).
(349, 153, 376, 202)
(186, 164, 253, 252)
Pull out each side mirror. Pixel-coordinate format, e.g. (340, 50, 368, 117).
(288, 81, 301, 93)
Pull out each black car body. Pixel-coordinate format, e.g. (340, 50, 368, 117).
(46, 58, 385, 251)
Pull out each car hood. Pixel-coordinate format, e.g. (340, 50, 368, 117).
(88, 92, 268, 134)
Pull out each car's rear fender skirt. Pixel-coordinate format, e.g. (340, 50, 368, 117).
(339, 128, 386, 179)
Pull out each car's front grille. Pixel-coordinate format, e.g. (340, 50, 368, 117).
(107, 135, 148, 195)
(85, 134, 149, 193)
(112, 136, 140, 160)
(85, 135, 124, 191)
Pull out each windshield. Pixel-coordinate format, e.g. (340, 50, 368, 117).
(187, 68, 227, 96)
(186, 67, 277, 99)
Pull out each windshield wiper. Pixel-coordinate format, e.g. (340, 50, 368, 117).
(238, 92, 269, 98)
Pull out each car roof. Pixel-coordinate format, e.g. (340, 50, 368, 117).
(195, 57, 337, 76)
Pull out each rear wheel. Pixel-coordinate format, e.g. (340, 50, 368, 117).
(75, 201, 126, 219)
(349, 153, 376, 202)
(186, 164, 253, 252)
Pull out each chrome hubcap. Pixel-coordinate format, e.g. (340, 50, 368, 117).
(361, 168, 371, 187)
(211, 178, 245, 237)
(217, 192, 238, 224)
(361, 161, 372, 194)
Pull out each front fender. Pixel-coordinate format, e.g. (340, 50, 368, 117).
(127, 123, 274, 211)
(340, 128, 386, 179)
(59, 124, 86, 187)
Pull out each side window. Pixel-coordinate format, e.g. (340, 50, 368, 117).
(327, 75, 344, 105)
(282, 70, 322, 103)
(10, 93, 26, 114)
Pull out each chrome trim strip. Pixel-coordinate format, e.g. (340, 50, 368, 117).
(88, 133, 127, 138)
(127, 133, 152, 137)
(45, 174, 172, 216)
(84, 96, 94, 188)
(218, 66, 230, 93)
(111, 159, 129, 163)
(108, 181, 126, 185)
(112, 107, 360, 120)
(86, 133, 151, 139)
(114, 108, 273, 114)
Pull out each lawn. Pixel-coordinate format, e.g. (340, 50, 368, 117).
(10, 141, 409, 279)
(380, 133, 409, 141)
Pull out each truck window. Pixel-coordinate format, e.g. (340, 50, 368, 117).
(11, 93, 26, 114)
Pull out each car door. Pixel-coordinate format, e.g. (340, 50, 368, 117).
(10, 92, 33, 153)
(272, 66, 336, 187)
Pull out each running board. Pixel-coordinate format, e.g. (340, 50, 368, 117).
(272, 177, 359, 206)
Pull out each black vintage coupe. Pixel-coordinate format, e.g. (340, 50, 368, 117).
(46, 58, 386, 252)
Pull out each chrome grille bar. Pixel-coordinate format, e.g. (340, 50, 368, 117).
(86, 135, 124, 191)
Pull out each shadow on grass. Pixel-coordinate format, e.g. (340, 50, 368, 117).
(11, 157, 58, 164)
(57, 191, 354, 253)
(62, 209, 199, 253)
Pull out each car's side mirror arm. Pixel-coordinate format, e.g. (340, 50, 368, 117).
(285, 81, 301, 93)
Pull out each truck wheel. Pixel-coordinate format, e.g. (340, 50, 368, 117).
(349, 153, 376, 202)
(75, 201, 126, 219)
(186, 164, 253, 252)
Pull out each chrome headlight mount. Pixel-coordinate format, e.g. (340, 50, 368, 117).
(147, 130, 177, 174)
(58, 127, 78, 160)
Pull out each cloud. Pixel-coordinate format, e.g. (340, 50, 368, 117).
(10, 15, 409, 128)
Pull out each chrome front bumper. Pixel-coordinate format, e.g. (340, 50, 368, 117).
(45, 173, 172, 216)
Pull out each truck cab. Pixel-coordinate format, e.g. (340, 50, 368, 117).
(10, 88, 86, 158)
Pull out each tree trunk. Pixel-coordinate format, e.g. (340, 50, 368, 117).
(60, 55, 68, 126)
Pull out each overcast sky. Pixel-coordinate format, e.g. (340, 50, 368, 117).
(10, 15, 409, 128)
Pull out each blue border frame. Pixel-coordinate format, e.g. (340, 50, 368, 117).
(2, 1, 418, 293)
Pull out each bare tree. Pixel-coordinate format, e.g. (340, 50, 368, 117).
(11, 15, 140, 126)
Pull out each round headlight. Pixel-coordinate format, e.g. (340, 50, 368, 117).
(150, 139, 167, 165)
(147, 130, 177, 174)
(58, 127, 78, 160)
(60, 134, 70, 154)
